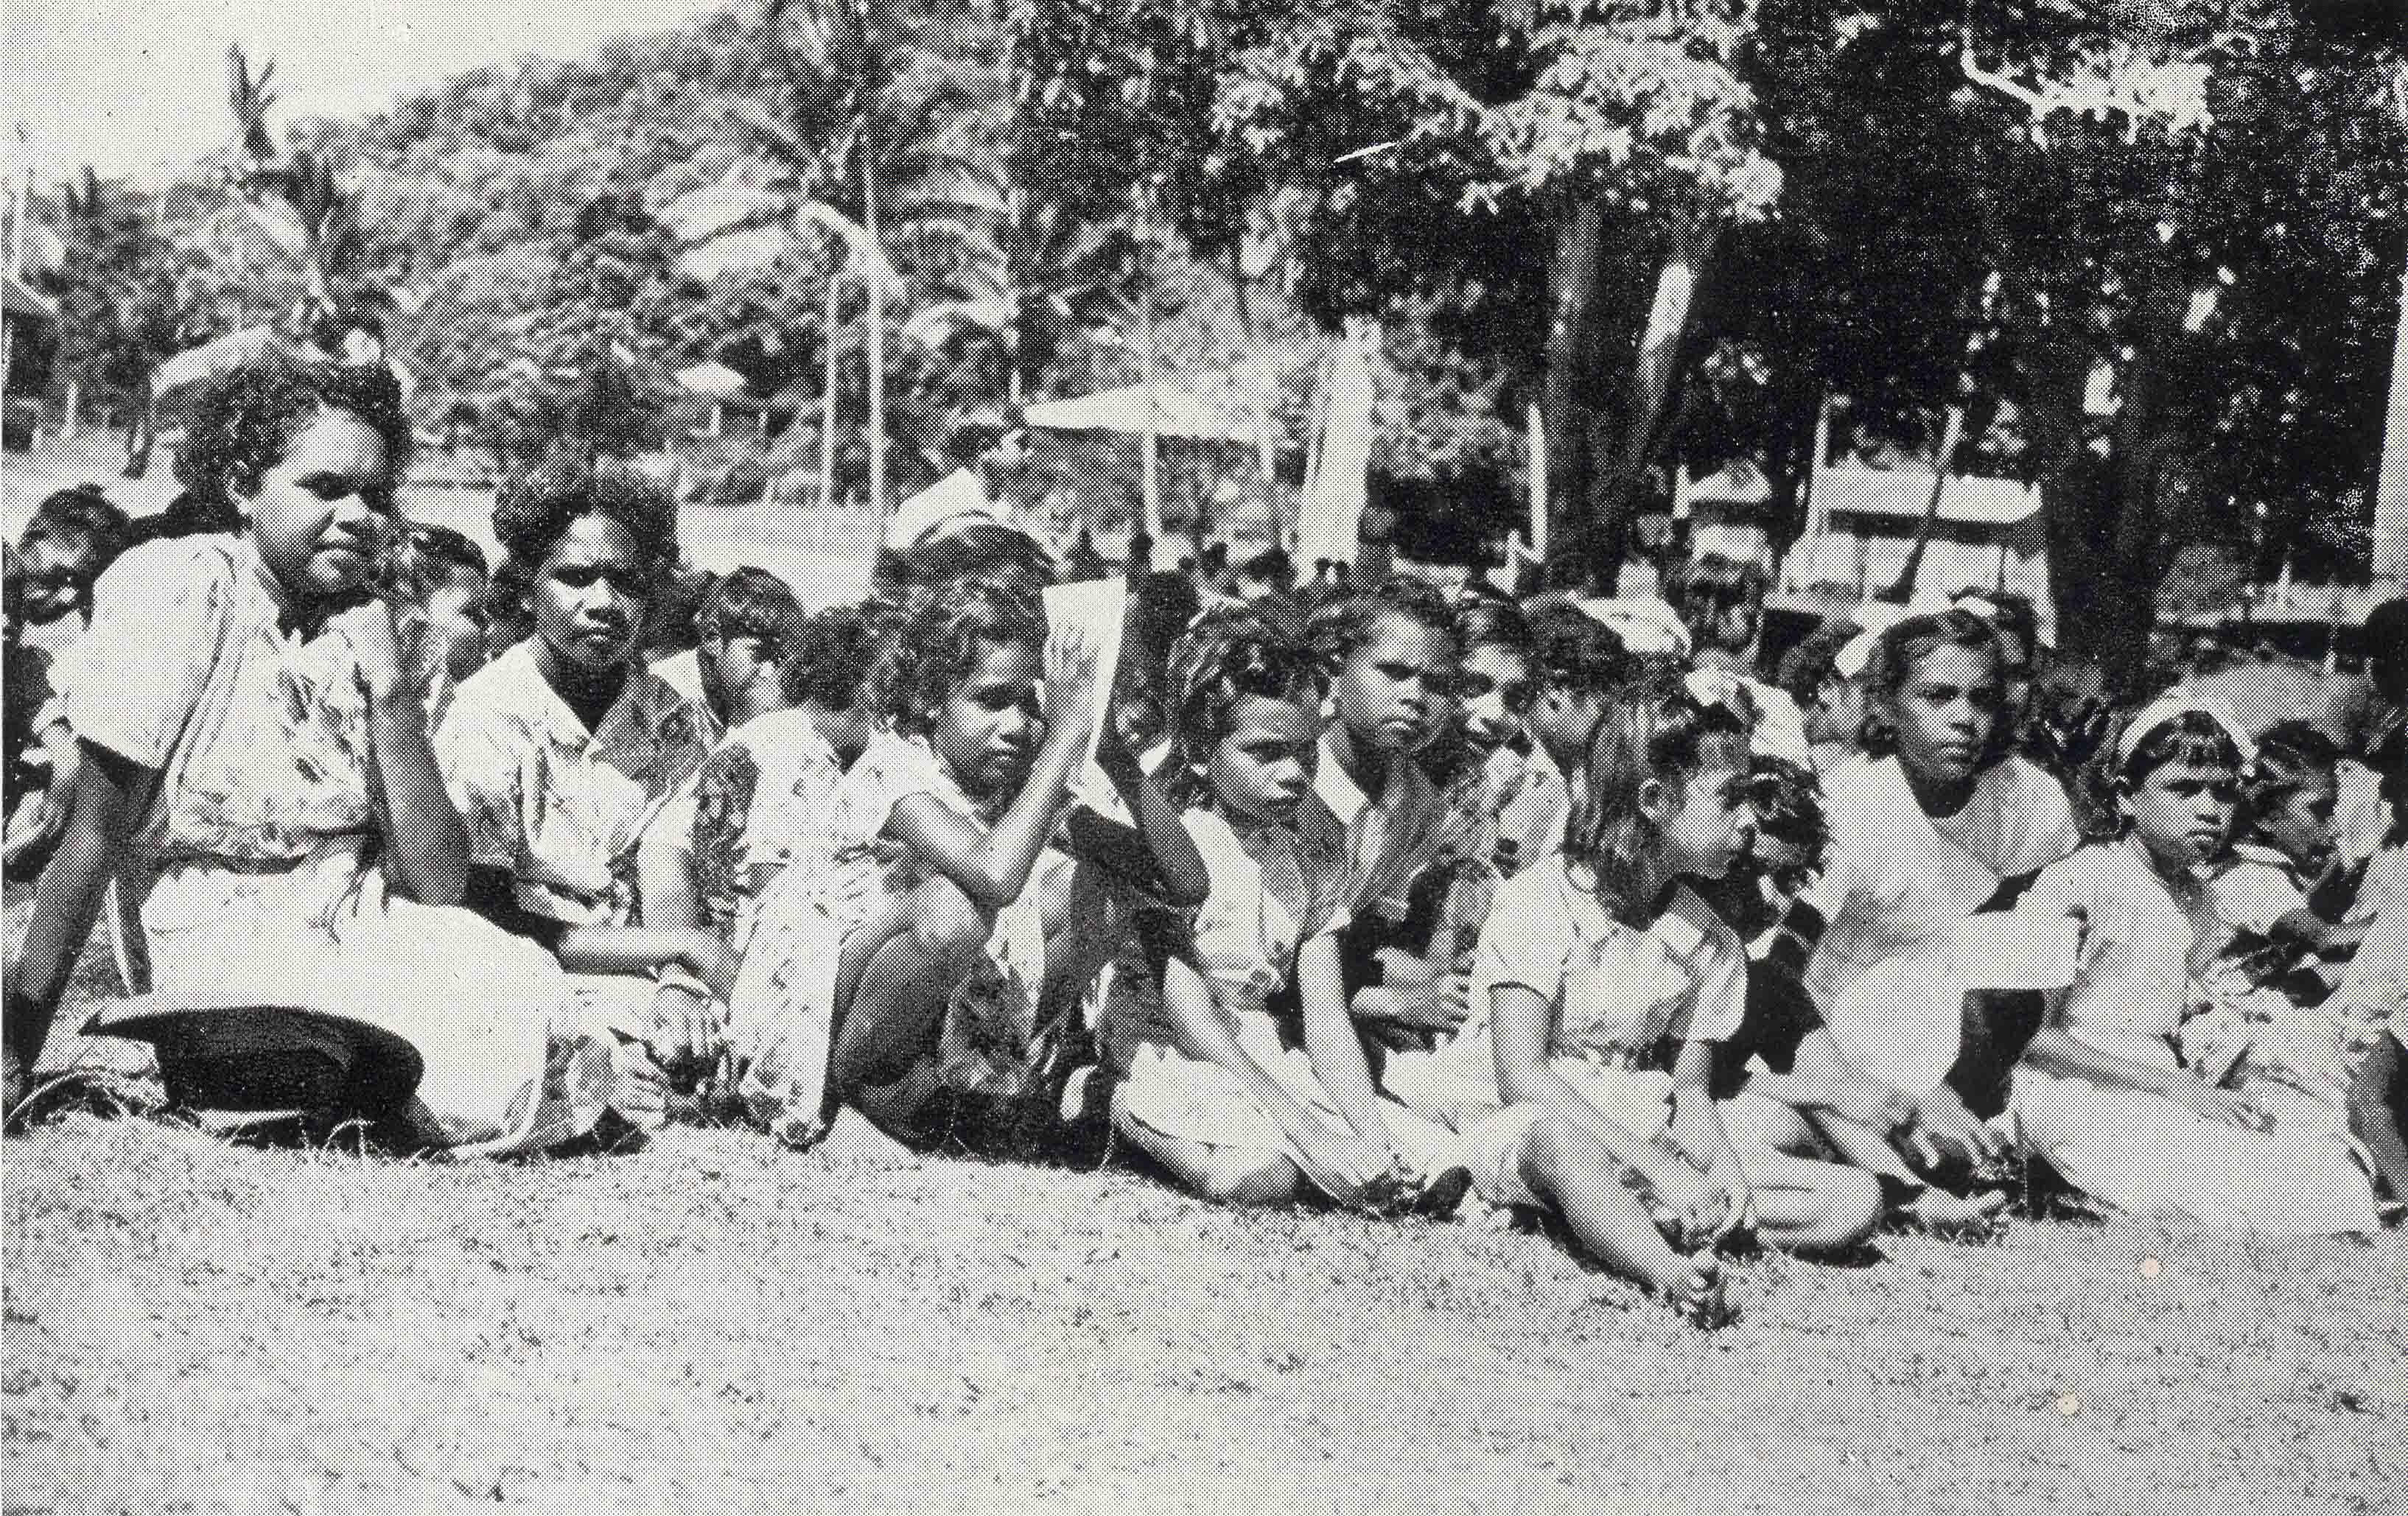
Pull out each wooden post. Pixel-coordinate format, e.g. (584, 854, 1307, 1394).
(1527, 401, 1547, 564)
(819, 273, 839, 517)
(2375, 258, 2408, 588)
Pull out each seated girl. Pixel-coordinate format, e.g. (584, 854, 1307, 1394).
(675, 598, 892, 946)
(435, 459, 735, 1081)
(1367, 597, 1543, 1047)
(2009, 698, 2380, 1235)
(2194, 723, 2370, 1109)
(724, 575, 1206, 1152)
(3, 359, 654, 1152)
(634, 569, 811, 938)
(1415, 669, 1886, 1325)
(1105, 606, 1471, 1210)
(1699, 757, 2009, 1236)
(1789, 608, 2085, 1173)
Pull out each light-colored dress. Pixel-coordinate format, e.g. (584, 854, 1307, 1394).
(2009, 838, 2379, 1235)
(722, 730, 1048, 1147)
(1103, 801, 1464, 1184)
(2191, 845, 2359, 1101)
(1430, 860, 1751, 1209)
(438, 640, 711, 927)
(57, 536, 617, 1155)
(1804, 754, 2082, 1094)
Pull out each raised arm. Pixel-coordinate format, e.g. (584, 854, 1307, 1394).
(886, 633, 1104, 913)
(347, 602, 469, 907)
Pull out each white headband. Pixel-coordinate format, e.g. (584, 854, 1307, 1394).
(1832, 629, 1880, 681)
(2115, 690, 2257, 771)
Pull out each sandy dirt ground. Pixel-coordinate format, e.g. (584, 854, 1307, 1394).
(5, 1107, 2402, 1516)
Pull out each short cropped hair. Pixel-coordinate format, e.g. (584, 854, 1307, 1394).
(1303, 572, 1457, 668)
(176, 357, 413, 509)
(697, 566, 804, 648)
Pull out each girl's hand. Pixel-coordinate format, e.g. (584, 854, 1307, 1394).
(2178, 1081, 2270, 1132)
(2, 790, 65, 871)
(1907, 1084, 2008, 1171)
(1043, 622, 1107, 751)
(1705, 1152, 1758, 1245)
(1648, 1165, 1731, 1251)
(646, 980, 721, 1092)
(1830, 1075, 1916, 1136)
(1292, 1124, 1400, 1205)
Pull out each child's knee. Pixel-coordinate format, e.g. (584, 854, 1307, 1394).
(909, 877, 990, 958)
(1821, 1165, 1886, 1242)
(1194, 1151, 1301, 1204)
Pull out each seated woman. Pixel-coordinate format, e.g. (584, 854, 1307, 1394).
(435, 458, 734, 1081)
(2, 359, 653, 1151)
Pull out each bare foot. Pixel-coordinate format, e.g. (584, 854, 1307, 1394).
(1656, 1249, 1735, 1330)
(1903, 1186, 2009, 1239)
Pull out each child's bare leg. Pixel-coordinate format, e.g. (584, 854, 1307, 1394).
(2348, 1032, 2408, 1202)
(1737, 1147, 1885, 1255)
(1037, 860, 1120, 1022)
(1111, 1086, 1303, 1203)
(1518, 1112, 1722, 1315)
(830, 879, 990, 1095)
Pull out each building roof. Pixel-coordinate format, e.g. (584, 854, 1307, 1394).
(1813, 463, 2041, 527)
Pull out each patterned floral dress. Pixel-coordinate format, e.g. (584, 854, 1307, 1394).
(721, 731, 1048, 1148)
(57, 537, 620, 1154)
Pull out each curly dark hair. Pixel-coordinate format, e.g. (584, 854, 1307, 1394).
(1454, 596, 1536, 668)
(491, 455, 679, 589)
(1663, 552, 1767, 656)
(2239, 719, 2340, 832)
(879, 575, 1049, 737)
(783, 597, 900, 712)
(175, 357, 413, 510)
(1303, 572, 1457, 670)
(19, 486, 133, 613)
(1858, 608, 2011, 766)
(1525, 598, 1634, 694)
(1163, 603, 1326, 810)
(1746, 754, 1828, 874)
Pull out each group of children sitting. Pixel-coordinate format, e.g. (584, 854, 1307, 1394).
(4, 357, 2401, 1327)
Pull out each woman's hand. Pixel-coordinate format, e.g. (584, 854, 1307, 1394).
(2177, 1081, 2270, 1132)
(337, 600, 435, 705)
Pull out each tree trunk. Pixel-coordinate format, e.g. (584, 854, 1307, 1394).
(2037, 280, 2198, 694)
(1588, 218, 1717, 597)
(1541, 198, 1604, 589)
(862, 135, 886, 526)
(1883, 403, 1967, 604)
